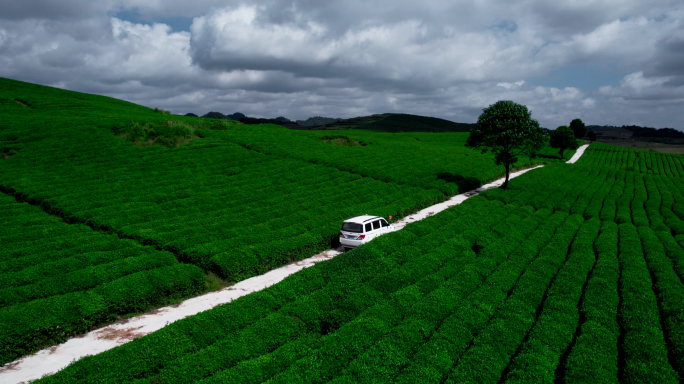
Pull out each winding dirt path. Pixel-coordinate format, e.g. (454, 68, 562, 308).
(0, 144, 589, 384)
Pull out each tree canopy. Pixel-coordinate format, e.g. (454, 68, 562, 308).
(549, 125, 579, 158)
(570, 118, 587, 138)
(466, 100, 547, 189)
(587, 130, 597, 142)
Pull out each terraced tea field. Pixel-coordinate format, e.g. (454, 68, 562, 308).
(4, 76, 684, 383)
(0, 194, 205, 364)
(34, 143, 684, 383)
(210, 123, 569, 195)
(0, 76, 573, 366)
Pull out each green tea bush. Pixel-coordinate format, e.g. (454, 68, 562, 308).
(617, 224, 679, 383)
(444, 214, 584, 383)
(4, 77, 684, 382)
(563, 221, 620, 383)
(0, 195, 205, 364)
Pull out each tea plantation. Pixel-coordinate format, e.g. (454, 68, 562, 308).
(35, 143, 684, 383)
(5, 75, 684, 383)
(0, 76, 571, 364)
(0, 194, 204, 364)
(209, 123, 569, 195)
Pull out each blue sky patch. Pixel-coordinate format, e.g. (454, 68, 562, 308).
(527, 64, 627, 92)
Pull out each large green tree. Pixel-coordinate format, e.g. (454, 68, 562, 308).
(569, 118, 587, 138)
(549, 125, 579, 159)
(466, 100, 547, 189)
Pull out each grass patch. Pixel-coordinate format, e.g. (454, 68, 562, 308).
(153, 107, 171, 115)
(320, 135, 367, 147)
(113, 120, 198, 147)
(112, 117, 245, 147)
(204, 272, 230, 291)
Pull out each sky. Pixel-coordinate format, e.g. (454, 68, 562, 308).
(0, 1, 683, 129)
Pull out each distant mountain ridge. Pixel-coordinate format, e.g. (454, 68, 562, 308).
(296, 116, 342, 126)
(197, 111, 298, 127)
(192, 111, 475, 132)
(297, 113, 475, 133)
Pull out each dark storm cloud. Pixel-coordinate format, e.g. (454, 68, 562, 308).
(648, 33, 684, 79)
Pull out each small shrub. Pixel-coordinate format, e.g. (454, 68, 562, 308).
(115, 120, 200, 147)
(153, 107, 171, 115)
(320, 136, 366, 147)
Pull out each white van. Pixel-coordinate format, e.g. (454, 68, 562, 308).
(339, 215, 395, 250)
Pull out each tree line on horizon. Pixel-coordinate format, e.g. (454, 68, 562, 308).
(184, 111, 341, 128)
(588, 124, 684, 139)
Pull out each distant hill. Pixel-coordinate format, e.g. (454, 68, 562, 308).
(296, 116, 342, 127)
(307, 114, 390, 130)
(363, 113, 475, 133)
(297, 113, 475, 133)
(228, 112, 245, 120)
(202, 111, 227, 119)
(198, 112, 473, 133)
(199, 112, 299, 127)
(240, 116, 300, 127)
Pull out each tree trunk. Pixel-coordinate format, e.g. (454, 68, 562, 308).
(503, 162, 510, 189)
(559, 148, 565, 159)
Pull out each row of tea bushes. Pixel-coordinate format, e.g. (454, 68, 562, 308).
(0, 195, 205, 364)
(582, 143, 684, 176)
(37, 198, 531, 383)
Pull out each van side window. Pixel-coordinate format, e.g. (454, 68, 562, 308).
(372, 220, 380, 230)
(365, 223, 372, 232)
(381, 219, 389, 227)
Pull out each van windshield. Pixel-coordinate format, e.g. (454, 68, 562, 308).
(342, 222, 363, 233)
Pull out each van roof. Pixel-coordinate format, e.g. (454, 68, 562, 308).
(344, 215, 382, 223)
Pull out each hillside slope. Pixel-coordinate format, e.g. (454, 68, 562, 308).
(1, 77, 533, 363)
(36, 142, 684, 383)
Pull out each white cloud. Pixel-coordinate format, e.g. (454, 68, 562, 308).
(582, 98, 596, 108)
(598, 72, 684, 102)
(0, 0, 681, 129)
(497, 81, 525, 89)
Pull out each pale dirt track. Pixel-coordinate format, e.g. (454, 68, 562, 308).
(0, 144, 589, 384)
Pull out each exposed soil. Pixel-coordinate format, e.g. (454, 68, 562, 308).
(144, 308, 167, 316)
(0, 361, 21, 373)
(95, 326, 146, 342)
